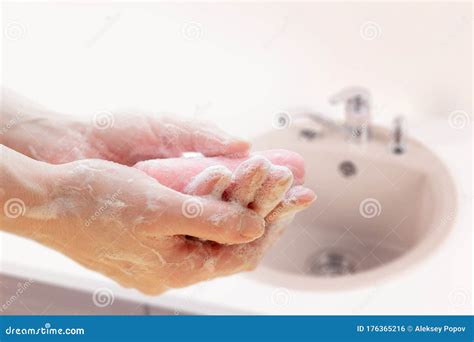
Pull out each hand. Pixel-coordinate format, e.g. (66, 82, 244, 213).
(86, 112, 251, 165)
(45, 153, 313, 294)
(1, 90, 315, 294)
(44, 157, 313, 294)
(1, 88, 250, 165)
(1, 148, 265, 295)
(134, 153, 316, 287)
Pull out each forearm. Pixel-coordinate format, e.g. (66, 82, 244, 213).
(0, 88, 85, 161)
(0, 144, 58, 238)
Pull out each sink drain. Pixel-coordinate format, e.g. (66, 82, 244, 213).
(306, 250, 357, 277)
(339, 160, 357, 177)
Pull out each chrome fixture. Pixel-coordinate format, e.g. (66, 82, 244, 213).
(329, 86, 371, 143)
(293, 86, 371, 142)
(390, 115, 406, 154)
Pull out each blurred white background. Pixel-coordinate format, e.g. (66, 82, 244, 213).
(2, 1, 472, 139)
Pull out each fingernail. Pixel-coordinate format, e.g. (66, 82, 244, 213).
(240, 213, 265, 241)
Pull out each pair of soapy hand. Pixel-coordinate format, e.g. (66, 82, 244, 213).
(5, 105, 315, 294)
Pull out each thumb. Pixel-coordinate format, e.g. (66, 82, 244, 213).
(163, 193, 265, 244)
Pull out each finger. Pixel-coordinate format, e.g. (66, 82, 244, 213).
(250, 166, 294, 216)
(223, 156, 271, 206)
(184, 165, 232, 197)
(266, 186, 316, 224)
(162, 240, 227, 288)
(134, 149, 306, 193)
(186, 186, 315, 279)
(158, 193, 265, 244)
(203, 231, 275, 277)
(252, 150, 305, 185)
(154, 117, 251, 158)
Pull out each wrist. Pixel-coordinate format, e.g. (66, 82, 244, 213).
(0, 145, 61, 235)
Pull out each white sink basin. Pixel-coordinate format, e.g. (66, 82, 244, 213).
(251, 122, 457, 290)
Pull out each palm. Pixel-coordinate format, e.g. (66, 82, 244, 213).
(24, 112, 249, 166)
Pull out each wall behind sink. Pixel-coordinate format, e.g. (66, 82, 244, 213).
(2, 2, 471, 138)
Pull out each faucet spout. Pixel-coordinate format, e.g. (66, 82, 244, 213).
(330, 86, 371, 142)
(294, 112, 351, 136)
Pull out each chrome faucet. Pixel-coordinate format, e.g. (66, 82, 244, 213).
(294, 87, 408, 152)
(294, 86, 372, 142)
(329, 86, 371, 142)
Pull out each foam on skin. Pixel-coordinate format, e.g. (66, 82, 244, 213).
(156, 155, 316, 281)
(134, 149, 306, 192)
(184, 165, 232, 198)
